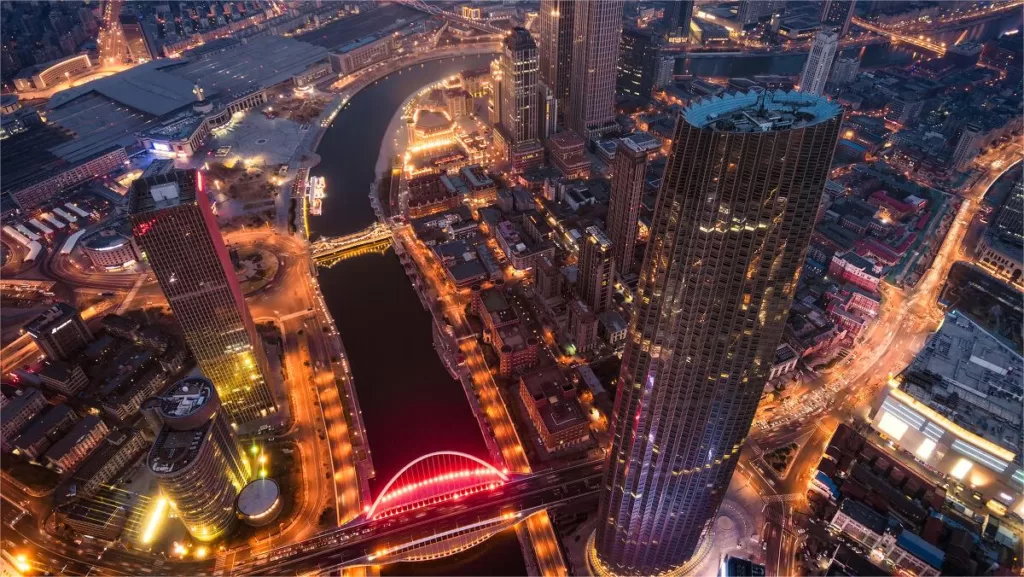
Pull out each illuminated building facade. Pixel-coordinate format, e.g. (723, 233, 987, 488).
(594, 91, 842, 575)
(496, 27, 544, 172)
(662, 0, 694, 41)
(537, 0, 575, 121)
(821, 0, 855, 36)
(605, 134, 659, 275)
(144, 377, 250, 542)
(130, 161, 275, 426)
(568, 0, 624, 138)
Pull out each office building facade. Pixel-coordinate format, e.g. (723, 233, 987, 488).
(578, 226, 615, 313)
(606, 135, 659, 275)
(130, 162, 275, 426)
(26, 303, 93, 361)
(821, 0, 856, 36)
(594, 91, 842, 575)
(617, 28, 662, 99)
(537, 0, 575, 119)
(799, 30, 839, 95)
(144, 377, 249, 542)
(568, 0, 624, 138)
(662, 0, 694, 41)
(499, 28, 540, 144)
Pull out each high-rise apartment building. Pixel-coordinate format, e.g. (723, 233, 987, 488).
(568, 0, 624, 138)
(662, 0, 694, 41)
(831, 56, 860, 85)
(537, 0, 575, 119)
(799, 30, 839, 95)
(605, 134, 660, 275)
(130, 161, 275, 426)
(26, 303, 93, 361)
(593, 91, 842, 575)
(617, 27, 661, 99)
(578, 226, 615, 313)
(144, 377, 249, 541)
(821, 0, 856, 36)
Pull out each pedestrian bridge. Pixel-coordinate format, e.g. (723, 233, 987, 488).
(311, 223, 393, 265)
(234, 454, 603, 575)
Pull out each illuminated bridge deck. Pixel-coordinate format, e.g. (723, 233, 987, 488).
(311, 223, 393, 265)
(232, 459, 603, 575)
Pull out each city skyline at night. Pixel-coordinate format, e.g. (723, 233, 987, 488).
(0, 1, 1021, 576)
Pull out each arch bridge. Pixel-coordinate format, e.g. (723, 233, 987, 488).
(366, 451, 511, 520)
(232, 455, 604, 575)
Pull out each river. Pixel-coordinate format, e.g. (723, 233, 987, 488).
(306, 13, 1020, 572)
(310, 53, 527, 576)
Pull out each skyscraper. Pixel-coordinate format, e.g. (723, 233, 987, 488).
(605, 134, 659, 275)
(496, 27, 544, 171)
(799, 30, 839, 95)
(821, 0, 856, 36)
(994, 180, 1024, 247)
(144, 377, 249, 541)
(617, 27, 662, 99)
(578, 226, 615, 314)
(593, 91, 842, 575)
(119, 14, 154, 62)
(499, 27, 540, 144)
(130, 161, 275, 426)
(25, 303, 92, 361)
(661, 0, 694, 41)
(568, 0, 624, 138)
(538, 0, 575, 120)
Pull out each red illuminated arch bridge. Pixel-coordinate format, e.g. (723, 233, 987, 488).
(366, 451, 509, 519)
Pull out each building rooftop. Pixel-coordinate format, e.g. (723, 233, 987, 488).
(521, 367, 586, 435)
(838, 498, 888, 535)
(148, 420, 211, 475)
(684, 90, 842, 133)
(43, 415, 106, 463)
(12, 404, 75, 451)
(237, 478, 280, 517)
(83, 227, 133, 251)
(129, 161, 198, 214)
(900, 310, 1022, 454)
(150, 378, 215, 418)
(26, 303, 81, 338)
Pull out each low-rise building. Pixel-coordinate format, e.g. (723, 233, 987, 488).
(828, 252, 882, 293)
(495, 220, 554, 271)
(37, 360, 88, 396)
(61, 429, 147, 499)
(517, 367, 590, 454)
(546, 131, 590, 180)
(1, 388, 48, 450)
(769, 344, 799, 381)
(871, 310, 1022, 512)
(568, 300, 599, 354)
(11, 404, 79, 460)
(329, 34, 393, 74)
(42, 415, 109, 474)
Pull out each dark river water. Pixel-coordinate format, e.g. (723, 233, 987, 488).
(311, 53, 527, 576)
(308, 13, 1019, 571)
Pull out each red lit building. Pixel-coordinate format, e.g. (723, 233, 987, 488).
(547, 131, 590, 179)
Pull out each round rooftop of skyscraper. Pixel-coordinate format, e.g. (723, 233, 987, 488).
(683, 90, 842, 133)
(157, 377, 216, 418)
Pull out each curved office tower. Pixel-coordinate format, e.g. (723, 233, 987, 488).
(594, 91, 842, 575)
(145, 377, 250, 542)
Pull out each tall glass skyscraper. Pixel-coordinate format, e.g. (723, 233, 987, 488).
(594, 91, 843, 575)
(130, 161, 275, 426)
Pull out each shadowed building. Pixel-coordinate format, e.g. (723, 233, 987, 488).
(593, 91, 842, 575)
(537, 0, 575, 122)
(130, 161, 275, 426)
(568, 0, 624, 138)
(605, 134, 660, 275)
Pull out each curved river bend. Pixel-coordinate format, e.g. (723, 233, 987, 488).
(311, 54, 525, 576)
